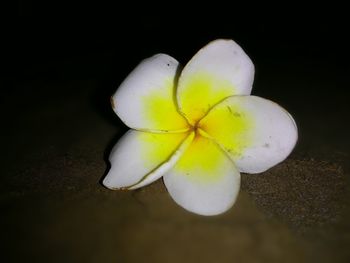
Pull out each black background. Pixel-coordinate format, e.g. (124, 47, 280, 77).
(5, 5, 349, 154)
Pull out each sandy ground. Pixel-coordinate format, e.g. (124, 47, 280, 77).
(2, 47, 350, 262)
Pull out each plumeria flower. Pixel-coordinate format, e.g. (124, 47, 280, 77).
(103, 39, 298, 216)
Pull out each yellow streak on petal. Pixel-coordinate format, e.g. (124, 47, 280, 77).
(141, 79, 188, 130)
(174, 135, 228, 182)
(179, 72, 236, 124)
(199, 102, 254, 157)
(137, 132, 189, 165)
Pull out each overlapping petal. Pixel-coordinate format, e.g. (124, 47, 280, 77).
(199, 96, 298, 173)
(163, 135, 240, 216)
(111, 54, 189, 132)
(103, 130, 194, 190)
(176, 39, 255, 124)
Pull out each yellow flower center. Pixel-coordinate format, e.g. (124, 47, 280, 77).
(138, 74, 254, 182)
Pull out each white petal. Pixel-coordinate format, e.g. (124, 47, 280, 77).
(176, 39, 255, 124)
(103, 130, 194, 190)
(163, 135, 241, 216)
(111, 54, 188, 132)
(199, 95, 298, 173)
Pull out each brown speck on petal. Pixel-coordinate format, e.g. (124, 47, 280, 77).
(119, 187, 131, 191)
(110, 96, 115, 109)
(110, 186, 130, 191)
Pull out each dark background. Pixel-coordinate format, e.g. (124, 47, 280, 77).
(2, 2, 350, 262)
(5, 4, 350, 151)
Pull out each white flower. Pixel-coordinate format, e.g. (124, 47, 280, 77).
(103, 39, 298, 216)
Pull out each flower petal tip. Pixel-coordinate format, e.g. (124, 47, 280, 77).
(102, 175, 117, 190)
(102, 176, 130, 191)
